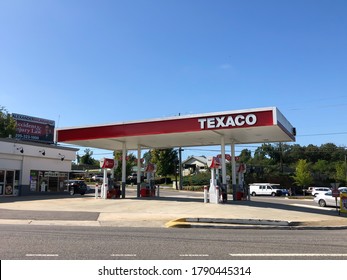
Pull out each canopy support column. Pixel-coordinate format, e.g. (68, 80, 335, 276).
(121, 143, 127, 198)
(221, 135, 227, 201)
(231, 142, 236, 201)
(137, 145, 141, 197)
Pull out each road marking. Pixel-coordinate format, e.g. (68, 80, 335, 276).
(229, 254, 347, 257)
(290, 204, 336, 210)
(110, 254, 137, 257)
(26, 254, 59, 257)
(179, 254, 209, 257)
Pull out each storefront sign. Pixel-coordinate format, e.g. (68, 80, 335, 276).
(43, 171, 68, 177)
(198, 114, 257, 130)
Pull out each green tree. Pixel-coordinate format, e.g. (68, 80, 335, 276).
(0, 106, 16, 138)
(239, 149, 252, 163)
(113, 151, 136, 181)
(80, 149, 98, 166)
(312, 159, 330, 183)
(304, 144, 320, 163)
(335, 161, 347, 185)
(150, 148, 178, 183)
(142, 150, 152, 165)
(292, 159, 313, 193)
(319, 143, 340, 162)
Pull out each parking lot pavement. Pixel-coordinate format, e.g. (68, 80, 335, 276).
(0, 191, 347, 229)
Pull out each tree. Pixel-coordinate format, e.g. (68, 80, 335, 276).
(335, 161, 347, 185)
(113, 151, 136, 181)
(80, 149, 98, 166)
(0, 106, 16, 138)
(142, 150, 152, 165)
(239, 149, 252, 163)
(287, 144, 305, 165)
(319, 143, 340, 162)
(292, 159, 313, 193)
(304, 144, 320, 163)
(150, 148, 178, 183)
(312, 159, 330, 183)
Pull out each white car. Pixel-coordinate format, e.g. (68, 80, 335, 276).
(92, 175, 103, 181)
(314, 191, 339, 207)
(311, 187, 330, 197)
(313, 189, 347, 207)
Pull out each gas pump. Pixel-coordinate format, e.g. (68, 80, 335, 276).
(236, 163, 247, 200)
(141, 163, 157, 197)
(99, 158, 115, 199)
(207, 156, 221, 204)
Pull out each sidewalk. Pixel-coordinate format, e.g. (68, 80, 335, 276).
(0, 191, 347, 229)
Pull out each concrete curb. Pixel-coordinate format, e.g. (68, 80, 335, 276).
(165, 218, 347, 230)
(0, 219, 101, 227)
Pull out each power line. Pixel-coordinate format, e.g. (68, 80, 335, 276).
(298, 131, 347, 137)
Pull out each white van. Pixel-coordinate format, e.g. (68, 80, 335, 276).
(249, 183, 288, 197)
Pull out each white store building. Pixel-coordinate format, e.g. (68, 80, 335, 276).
(0, 138, 78, 196)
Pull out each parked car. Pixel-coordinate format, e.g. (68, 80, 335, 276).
(311, 187, 331, 197)
(249, 183, 288, 197)
(92, 175, 103, 181)
(307, 187, 315, 195)
(65, 180, 88, 195)
(314, 191, 340, 207)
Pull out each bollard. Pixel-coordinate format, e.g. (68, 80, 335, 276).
(204, 185, 208, 203)
(104, 184, 108, 199)
(216, 186, 220, 204)
(95, 184, 99, 199)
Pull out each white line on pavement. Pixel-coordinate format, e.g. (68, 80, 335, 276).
(110, 254, 137, 257)
(290, 204, 336, 210)
(25, 254, 59, 257)
(179, 254, 209, 257)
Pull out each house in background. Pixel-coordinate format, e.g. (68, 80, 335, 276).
(182, 156, 208, 176)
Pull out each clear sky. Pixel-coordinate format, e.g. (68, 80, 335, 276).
(1, 0, 346, 159)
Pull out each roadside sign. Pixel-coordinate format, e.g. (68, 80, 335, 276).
(332, 188, 340, 198)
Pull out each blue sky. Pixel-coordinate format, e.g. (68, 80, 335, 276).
(1, 0, 347, 159)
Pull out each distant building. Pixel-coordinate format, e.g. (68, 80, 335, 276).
(182, 156, 208, 176)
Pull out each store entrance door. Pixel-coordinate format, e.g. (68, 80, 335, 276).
(0, 170, 16, 196)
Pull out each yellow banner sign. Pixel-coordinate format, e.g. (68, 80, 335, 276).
(340, 193, 347, 214)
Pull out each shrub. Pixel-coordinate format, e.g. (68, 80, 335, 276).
(182, 173, 210, 186)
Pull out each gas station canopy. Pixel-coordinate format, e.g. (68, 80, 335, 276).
(56, 107, 296, 151)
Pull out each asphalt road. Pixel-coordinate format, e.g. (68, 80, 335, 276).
(1, 224, 347, 260)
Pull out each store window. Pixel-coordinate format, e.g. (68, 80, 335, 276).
(0, 170, 20, 196)
(30, 171, 68, 193)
